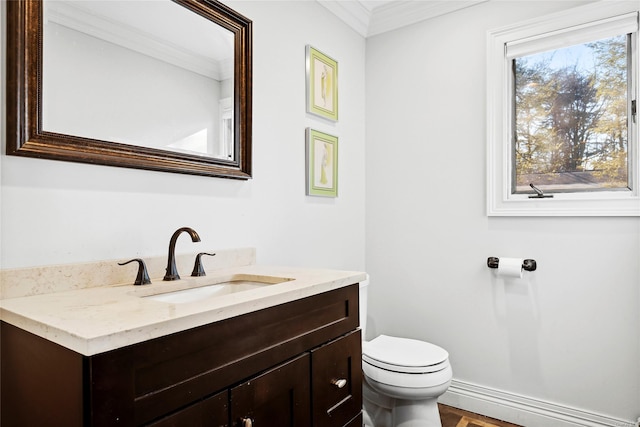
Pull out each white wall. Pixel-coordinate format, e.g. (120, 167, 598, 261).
(365, 1, 640, 424)
(0, 1, 366, 272)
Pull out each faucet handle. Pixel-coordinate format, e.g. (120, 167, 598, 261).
(118, 258, 152, 286)
(191, 252, 216, 277)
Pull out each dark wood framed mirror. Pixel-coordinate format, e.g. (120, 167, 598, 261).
(6, 0, 252, 179)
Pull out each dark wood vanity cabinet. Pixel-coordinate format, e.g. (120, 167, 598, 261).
(146, 390, 229, 427)
(230, 353, 311, 426)
(1, 284, 362, 427)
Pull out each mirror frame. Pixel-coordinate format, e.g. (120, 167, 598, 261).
(6, 0, 252, 179)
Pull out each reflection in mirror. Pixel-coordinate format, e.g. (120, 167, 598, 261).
(6, 0, 252, 179)
(43, 1, 235, 160)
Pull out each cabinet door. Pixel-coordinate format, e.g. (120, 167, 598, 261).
(343, 412, 363, 427)
(145, 390, 228, 427)
(311, 330, 362, 427)
(231, 354, 311, 427)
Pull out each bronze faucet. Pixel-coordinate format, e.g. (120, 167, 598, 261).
(163, 227, 201, 281)
(118, 258, 152, 286)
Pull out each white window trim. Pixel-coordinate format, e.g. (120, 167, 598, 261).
(487, 1, 640, 216)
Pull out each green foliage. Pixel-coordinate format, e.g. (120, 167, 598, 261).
(514, 35, 628, 189)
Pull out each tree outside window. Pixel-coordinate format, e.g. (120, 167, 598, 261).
(513, 35, 629, 193)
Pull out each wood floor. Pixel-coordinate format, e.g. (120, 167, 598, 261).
(439, 404, 523, 427)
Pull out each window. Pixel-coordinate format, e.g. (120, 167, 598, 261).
(487, 3, 640, 216)
(514, 35, 629, 193)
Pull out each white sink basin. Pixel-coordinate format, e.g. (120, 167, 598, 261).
(142, 275, 292, 304)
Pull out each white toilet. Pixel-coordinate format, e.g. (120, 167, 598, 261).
(359, 278, 452, 427)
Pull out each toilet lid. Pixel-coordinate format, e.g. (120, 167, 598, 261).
(363, 335, 449, 373)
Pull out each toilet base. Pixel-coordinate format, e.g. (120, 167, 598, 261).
(363, 379, 446, 427)
(393, 398, 442, 427)
(364, 398, 442, 427)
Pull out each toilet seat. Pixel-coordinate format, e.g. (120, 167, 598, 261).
(363, 359, 452, 389)
(362, 335, 449, 374)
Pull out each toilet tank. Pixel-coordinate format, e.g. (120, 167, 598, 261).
(359, 276, 369, 339)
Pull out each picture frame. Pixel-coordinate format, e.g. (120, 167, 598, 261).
(306, 45, 338, 121)
(306, 128, 338, 197)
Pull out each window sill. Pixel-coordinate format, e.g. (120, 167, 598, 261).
(487, 191, 640, 216)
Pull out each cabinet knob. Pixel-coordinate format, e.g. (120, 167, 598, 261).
(331, 378, 347, 388)
(241, 417, 254, 427)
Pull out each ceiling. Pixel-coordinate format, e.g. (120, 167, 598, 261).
(317, 0, 488, 37)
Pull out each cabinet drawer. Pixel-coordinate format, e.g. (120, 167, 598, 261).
(311, 330, 362, 427)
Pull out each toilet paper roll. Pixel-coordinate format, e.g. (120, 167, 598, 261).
(497, 257, 523, 279)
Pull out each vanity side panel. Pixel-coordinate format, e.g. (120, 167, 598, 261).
(0, 321, 85, 427)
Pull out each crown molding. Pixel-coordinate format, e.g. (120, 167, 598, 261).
(316, 1, 372, 36)
(318, 0, 488, 37)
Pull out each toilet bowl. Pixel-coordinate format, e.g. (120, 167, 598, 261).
(359, 279, 452, 427)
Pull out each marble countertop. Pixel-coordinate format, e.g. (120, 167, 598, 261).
(0, 264, 366, 356)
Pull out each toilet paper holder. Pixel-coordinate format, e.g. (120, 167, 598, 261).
(487, 257, 537, 271)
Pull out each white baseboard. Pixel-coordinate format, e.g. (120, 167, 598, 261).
(439, 379, 638, 427)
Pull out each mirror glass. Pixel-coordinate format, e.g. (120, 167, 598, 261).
(6, 0, 252, 179)
(43, 1, 235, 160)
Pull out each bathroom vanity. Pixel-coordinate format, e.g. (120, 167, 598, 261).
(0, 254, 365, 427)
